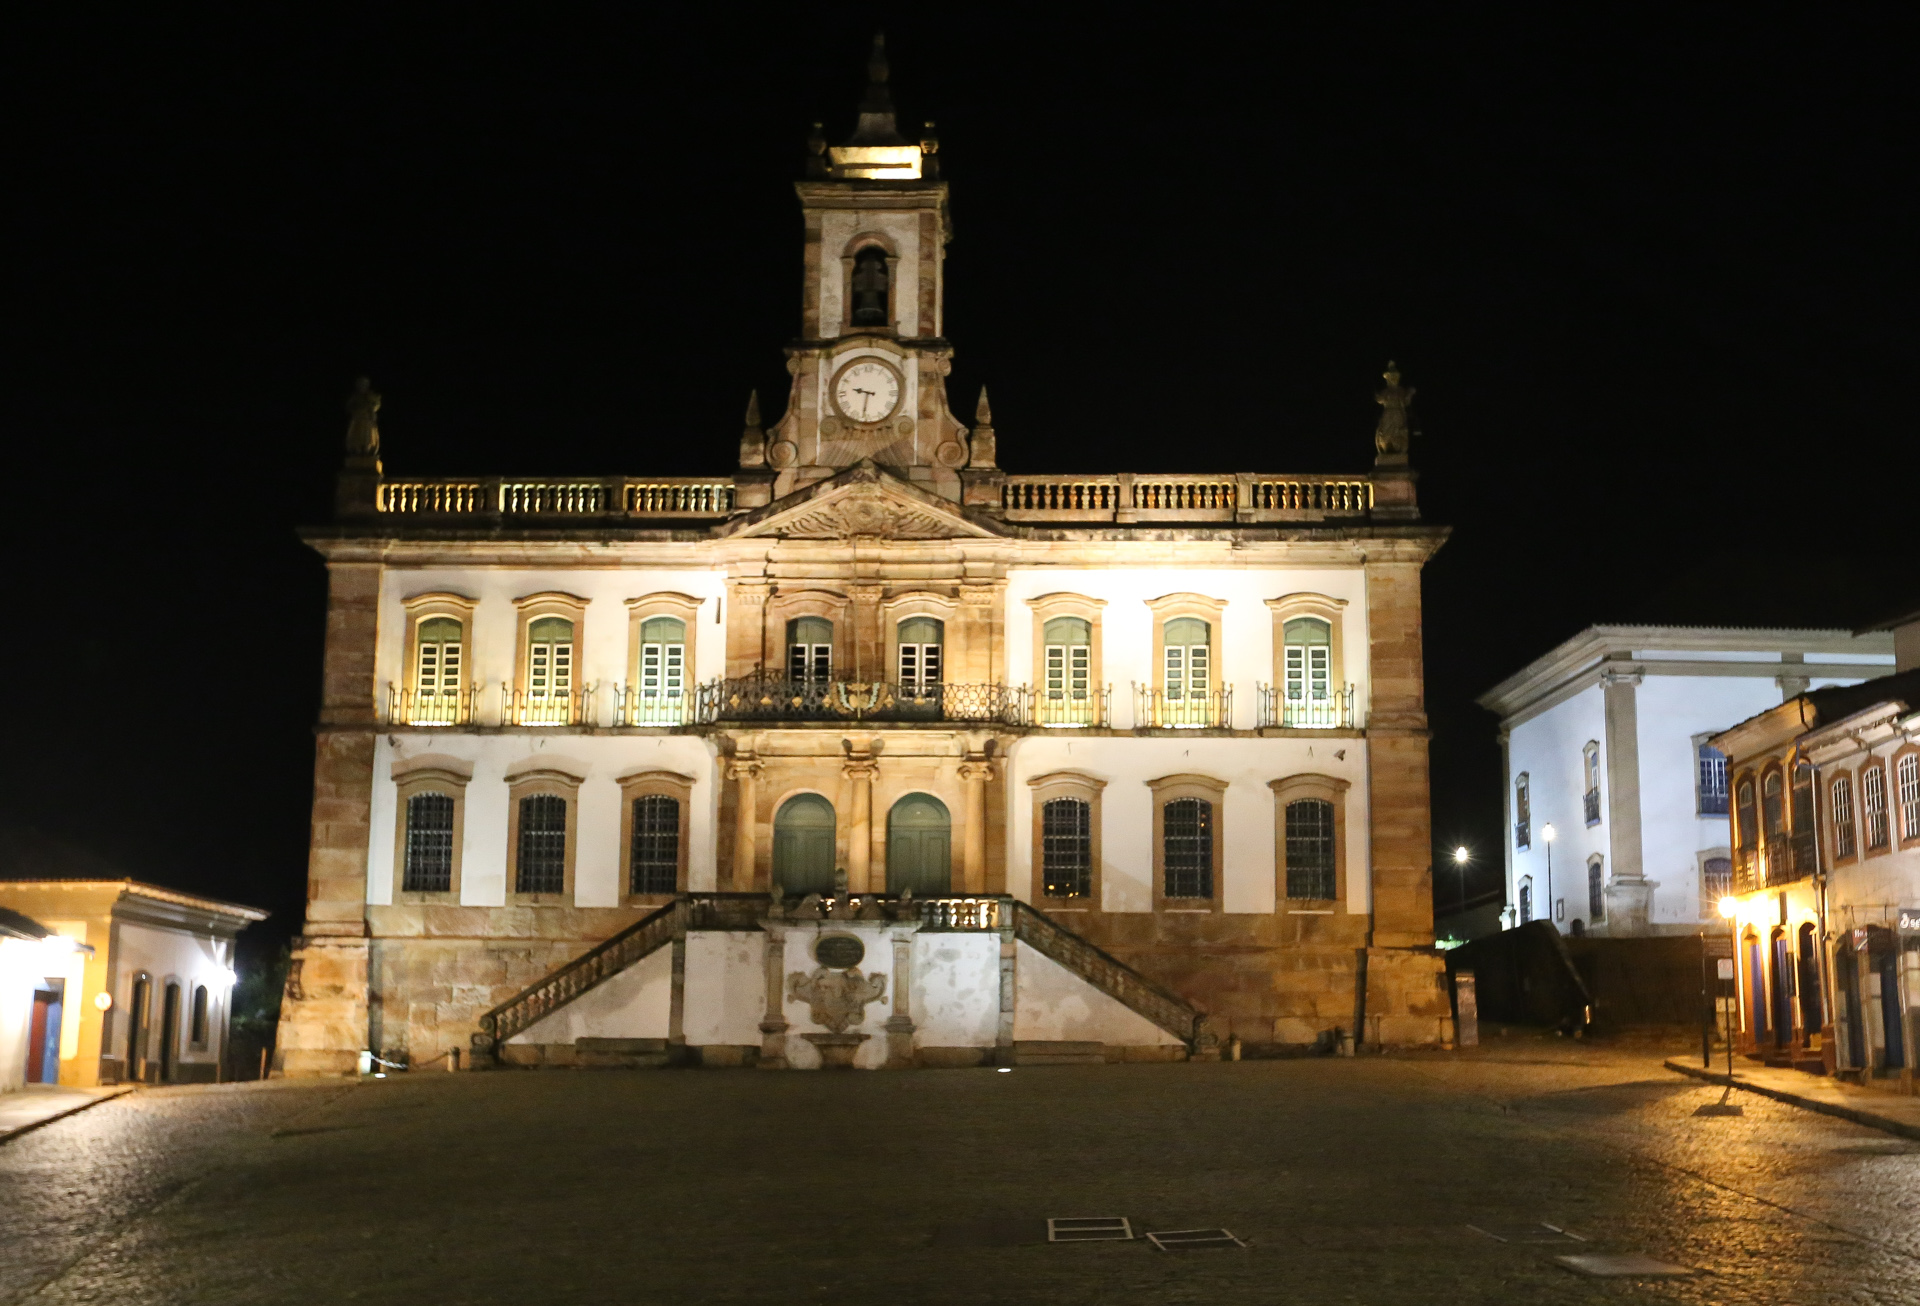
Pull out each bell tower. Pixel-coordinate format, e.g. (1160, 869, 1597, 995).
(747, 35, 980, 504)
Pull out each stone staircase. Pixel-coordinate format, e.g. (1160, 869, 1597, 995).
(469, 893, 1211, 1067)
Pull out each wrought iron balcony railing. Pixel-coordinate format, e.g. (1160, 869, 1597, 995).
(1031, 687, 1113, 728)
(1583, 789, 1602, 825)
(1255, 683, 1357, 729)
(613, 685, 690, 727)
(502, 686, 594, 727)
(1132, 684, 1234, 729)
(694, 676, 1029, 726)
(386, 685, 478, 726)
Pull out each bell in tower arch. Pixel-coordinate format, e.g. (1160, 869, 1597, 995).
(849, 247, 890, 327)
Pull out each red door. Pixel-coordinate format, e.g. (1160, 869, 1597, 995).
(26, 989, 55, 1083)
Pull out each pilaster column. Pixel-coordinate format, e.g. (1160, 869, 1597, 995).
(884, 925, 918, 1069)
(729, 755, 762, 891)
(1601, 666, 1651, 934)
(758, 921, 789, 1070)
(843, 747, 878, 893)
(958, 755, 992, 893)
(851, 583, 884, 683)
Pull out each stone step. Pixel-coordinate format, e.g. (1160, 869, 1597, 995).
(1012, 1040, 1105, 1066)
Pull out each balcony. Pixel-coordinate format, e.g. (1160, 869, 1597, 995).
(376, 477, 735, 519)
(613, 686, 690, 727)
(502, 687, 594, 727)
(1583, 789, 1602, 825)
(387, 685, 477, 726)
(1032, 688, 1112, 728)
(1733, 847, 1760, 894)
(1255, 683, 1357, 729)
(695, 677, 1028, 726)
(1515, 822, 1530, 850)
(1132, 685, 1233, 730)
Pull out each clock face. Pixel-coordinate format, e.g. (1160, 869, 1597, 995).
(832, 359, 902, 425)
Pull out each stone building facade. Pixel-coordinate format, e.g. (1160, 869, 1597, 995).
(276, 41, 1453, 1074)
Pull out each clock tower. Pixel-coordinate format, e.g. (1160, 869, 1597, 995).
(740, 35, 982, 505)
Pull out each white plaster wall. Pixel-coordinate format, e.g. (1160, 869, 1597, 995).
(1003, 567, 1371, 729)
(507, 944, 670, 1045)
(1013, 941, 1184, 1045)
(775, 928, 902, 1070)
(113, 922, 233, 1069)
(682, 932, 766, 1047)
(375, 568, 727, 727)
(911, 932, 1000, 1047)
(368, 733, 721, 906)
(0, 938, 50, 1092)
(1004, 735, 1371, 916)
(1634, 675, 1794, 926)
(817, 211, 923, 337)
(1507, 685, 1606, 926)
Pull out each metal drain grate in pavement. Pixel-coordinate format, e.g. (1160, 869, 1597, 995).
(1047, 1217, 1134, 1243)
(1468, 1223, 1586, 1244)
(1147, 1228, 1246, 1251)
(1556, 1253, 1693, 1278)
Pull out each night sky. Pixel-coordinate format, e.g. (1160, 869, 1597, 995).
(4, 9, 1912, 959)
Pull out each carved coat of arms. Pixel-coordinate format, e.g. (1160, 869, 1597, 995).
(787, 966, 887, 1033)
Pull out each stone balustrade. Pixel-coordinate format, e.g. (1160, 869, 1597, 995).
(376, 477, 735, 517)
(1000, 473, 1376, 522)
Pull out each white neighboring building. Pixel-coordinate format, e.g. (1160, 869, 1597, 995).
(1478, 627, 1895, 937)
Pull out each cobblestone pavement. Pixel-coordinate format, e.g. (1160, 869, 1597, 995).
(3, 1039, 1919, 1305)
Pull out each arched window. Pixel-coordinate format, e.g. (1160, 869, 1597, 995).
(1162, 618, 1210, 701)
(1587, 856, 1606, 922)
(1518, 877, 1533, 924)
(1514, 772, 1531, 849)
(1790, 763, 1815, 834)
(788, 617, 832, 685)
(897, 617, 943, 691)
(526, 617, 575, 703)
(516, 794, 568, 894)
(1830, 775, 1856, 858)
(189, 985, 209, 1049)
(773, 793, 836, 896)
(1041, 796, 1092, 898)
(886, 793, 951, 897)
(1702, 856, 1732, 902)
(1042, 616, 1091, 704)
(1735, 778, 1757, 848)
(1761, 771, 1785, 843)
(1282, 617, 1331, 704)
(630, 794, 680, 895)
(849, 246, 890, 327)
(1863, 764, 1889, 850)
(1162, 797, 1213, 899)
(638, 616, 686, 705)
(1897, 754, 1920, 842)
(415, 617, 463, 705)
(1283, 798, 1335, 900)
(402, 792, 456, 893)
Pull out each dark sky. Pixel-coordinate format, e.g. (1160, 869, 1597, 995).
(4, 8, 1913, 954)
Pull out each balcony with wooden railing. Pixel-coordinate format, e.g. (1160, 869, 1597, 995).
(376, 477, 735, 519)
(1000, 473, 1375, 523)
(1132, 684, 1234, 730)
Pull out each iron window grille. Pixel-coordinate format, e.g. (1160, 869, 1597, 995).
(516, 794, 569, 894)
(1582, 789, 1602, 825)
(1701, 856, 1732, 903)
(1162, 798, 1214, 899)
(630, 795, 679, 895)
(1041, 797, 1093, 898)
(1697, 745, 1730, 816)
(402, 792, 456, 893)
(1284, 798, 1337, 899)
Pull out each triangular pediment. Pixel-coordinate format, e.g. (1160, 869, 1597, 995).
(723, 465, 1004, 541)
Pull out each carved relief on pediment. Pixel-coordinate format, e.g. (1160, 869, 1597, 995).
(752, 484, 991, 540)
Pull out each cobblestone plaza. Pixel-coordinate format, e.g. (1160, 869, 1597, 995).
(4, 1043, 1918, 1304)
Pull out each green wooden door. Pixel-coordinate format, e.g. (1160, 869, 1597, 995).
(773, 793, 837, 896)
(886, 793, 952, 897)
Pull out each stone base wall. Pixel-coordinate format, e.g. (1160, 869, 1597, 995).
(274, 937, 371, 1077)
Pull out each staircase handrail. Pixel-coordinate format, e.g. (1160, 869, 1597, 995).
(1011, 901, 1206, 1045)
(475, 898, 686, 1055)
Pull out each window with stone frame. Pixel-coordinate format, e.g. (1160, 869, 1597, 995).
(1702, 856, 1732, 903)
(1587, 856, 1606, 922)
(637, 616, 686, 707)
(788, 616, 833, 685)
(527, 617, 575, 704)
(1863, 763, 1890, 850)
(1162, 798, 1214, 900)
(1582, 741, 1602, 825)
(896, 616, 943, 692)
(516, 794, 568, 894)
(414, 617, 463, 707)
(1040, 797, 1092, 899)
(1696, 742, 1730, 815)
(629, 794, 680, 896)
(1284, 798, 1336, 899)
(1043, 617, 1092, 705)
(1735, 777, 1757, 849)
(189, 985, 209, 1049)
(402, 792, 456, 893)
(1831, 775, 1857, 859)
(1518, 876, 1533, 923)
(1514, 772, 1531, 849)
(1762, 770, 1785, 844)
(1898, 753, 1920, 844)
(1162, 617, 1211, 701)
(1282, 617, 1332, 706)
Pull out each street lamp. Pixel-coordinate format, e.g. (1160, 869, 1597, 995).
(1452, 846, 1470, 917)
(1542, 823, 1556, 926)
(1694, 895, 1743, 1114)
